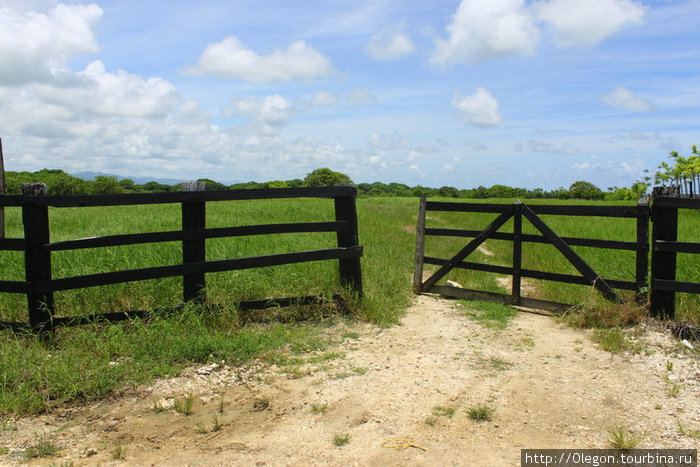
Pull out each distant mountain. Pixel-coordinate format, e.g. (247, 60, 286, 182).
(72, 171, 185, 186)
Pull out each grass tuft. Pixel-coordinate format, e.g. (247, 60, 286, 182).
(607, 426, 644, 449)
(466, 403, 494, 422)
(23, 434, 61, 459)
(174, 393, 194, 415)
(333, 433, 350, 446)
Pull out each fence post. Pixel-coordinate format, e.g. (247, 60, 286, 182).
(650, 192, 677, 319)
(334, 190, 363, 297)
(0, 137, 5, 238)
(512, 201, 523, 305)
(635, 196, 650, 303)
(182, 183, 206, 303)
(21, 183, 54, 333)
(413, 196, 427, 293)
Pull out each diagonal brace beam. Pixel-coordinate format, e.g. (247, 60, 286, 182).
(521, 204, 619, 302)
(422, 209, 513, 292)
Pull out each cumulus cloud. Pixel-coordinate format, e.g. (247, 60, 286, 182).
(0, 3, 102, 85)
(452, 88, 503, 127)
(346, 88, 377, 104)
(185, 36, 334, 82)
(431, 0, 538, 67)
(366, 26, 415, 61)
(537, 0, 645, 48)
(602, 86, 655, 112)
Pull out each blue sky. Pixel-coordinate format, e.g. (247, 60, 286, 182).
(0, 0, 698, 190)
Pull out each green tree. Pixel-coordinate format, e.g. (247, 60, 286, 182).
(303, 168, 353, 187)
(265, 180, 288, 189)
(568, 181, 604, 200)
(197, 178, 227, 191)
(89, 176, 123, 194)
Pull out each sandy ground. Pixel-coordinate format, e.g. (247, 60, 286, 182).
(2, 294, 699, 466)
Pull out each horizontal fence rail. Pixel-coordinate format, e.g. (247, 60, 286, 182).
(0, 185, 363, 333)
(414, 197, 650, 313)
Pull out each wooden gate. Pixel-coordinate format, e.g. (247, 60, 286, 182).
(413, 197, 649, 312)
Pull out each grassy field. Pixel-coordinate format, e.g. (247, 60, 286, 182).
(0, 195, 698, 414)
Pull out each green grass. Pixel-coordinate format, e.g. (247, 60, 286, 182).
(463, 300, 518, 328)
(333, 433, 350, 446)
(466, 403, 494, 421)
(592, 328, 644, 354)
(23, 434, 61, 459)
(607, 426, 644, 449)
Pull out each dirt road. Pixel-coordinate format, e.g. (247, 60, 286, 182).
(4, 295, 699, 466)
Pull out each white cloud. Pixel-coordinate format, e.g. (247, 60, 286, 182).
(0, 3, 102, 85)
(227, 94, 292, 127)
(602, 86, 655, 112)
(431, 0, 538, 67)
(537, 0, 645, 48)
(346, 88, 377, 104)
(452, 88, 503, 127)
(185, 36, 334, 82)
(34, 60, 180, 118)
(366, 27, 415, 61)
(311, 90, 339, 106)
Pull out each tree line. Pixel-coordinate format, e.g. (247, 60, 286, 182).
(0, 166, 650, 200)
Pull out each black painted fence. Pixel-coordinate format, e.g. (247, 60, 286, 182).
(414, 195, 699, 319)
(0, 186, 363, 333)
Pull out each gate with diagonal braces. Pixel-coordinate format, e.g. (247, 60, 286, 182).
(413, 197, 650, 312)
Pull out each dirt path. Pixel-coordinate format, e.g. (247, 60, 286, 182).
(3, 295, 699, 466)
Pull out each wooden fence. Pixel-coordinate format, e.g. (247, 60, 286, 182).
(0, 185, 363, 333)
(415, 195, 700, 319)
(650, 195, 700, 318)
(414, 197, 649, 313)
